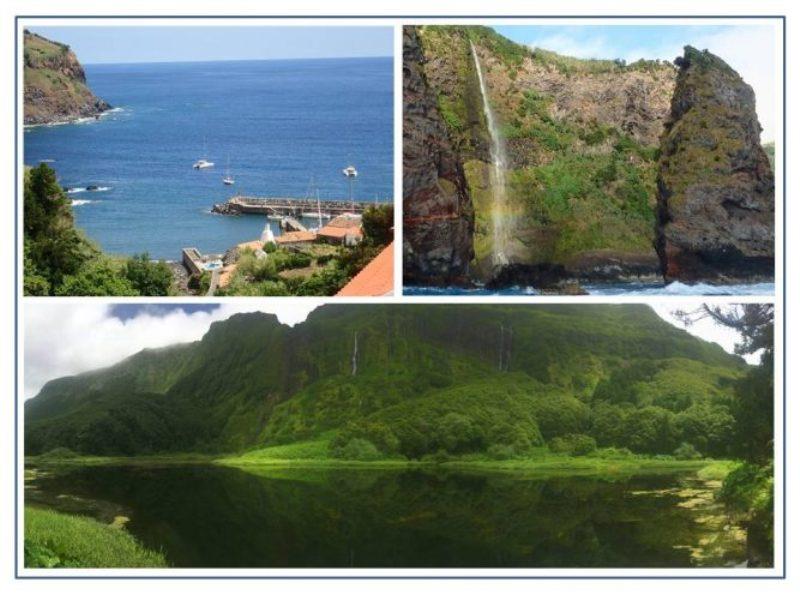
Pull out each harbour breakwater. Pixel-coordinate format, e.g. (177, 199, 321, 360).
(212, 195, 392, 217)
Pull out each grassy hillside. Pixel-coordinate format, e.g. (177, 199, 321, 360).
(26, 305, 745, 461)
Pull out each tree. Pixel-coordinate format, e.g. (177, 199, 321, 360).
(56, 259, 139, 296)
(676, 304, 774, 565)
(360, 204, 393, 246)
(675, 304, 774, 462)
(124, 253, 172, 296)
(24, 163, 97, 293)
(622, 406, 677, 454)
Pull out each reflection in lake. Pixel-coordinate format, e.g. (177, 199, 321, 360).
(25, 465, 746, 568)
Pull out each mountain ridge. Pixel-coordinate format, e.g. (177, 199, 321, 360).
(26, 305, 745, 459)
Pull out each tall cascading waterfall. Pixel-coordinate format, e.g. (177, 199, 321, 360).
(497, 324, 513, 371)
(351, 331, 359, 376)
(471, 42, 510, 268)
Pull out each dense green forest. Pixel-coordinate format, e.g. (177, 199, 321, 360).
(27, 304, 749, 461)
(24, 163, 173, 296)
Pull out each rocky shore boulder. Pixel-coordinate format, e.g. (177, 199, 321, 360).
(24, 30, 111, 125)
(656, 46, 774, 283)
(403, 26, 475, 285)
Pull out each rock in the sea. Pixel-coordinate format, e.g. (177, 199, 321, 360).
(23, 30, 111, 125)
(403, 26, 474, 285)
(656, 46, 774, 283)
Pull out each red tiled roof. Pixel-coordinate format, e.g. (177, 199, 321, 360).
(318, 225, 362, 239)
(274, 231, 317, 244)
(336, 242, 394, 297)
(326, 215, 362, 229)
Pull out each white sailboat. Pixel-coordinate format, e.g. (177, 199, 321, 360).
(301, 194, 331, 222)
(301, 178, 330, 221)
(222, 155, 234, 185)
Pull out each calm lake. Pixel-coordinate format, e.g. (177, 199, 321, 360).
(25, 464, 746, 568)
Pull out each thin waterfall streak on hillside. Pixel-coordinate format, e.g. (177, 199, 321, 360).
(471, 42, 510, 268)
(506, 326, 513, 371)
(498, 324, 505, 371)
(351, 331, 359, 376)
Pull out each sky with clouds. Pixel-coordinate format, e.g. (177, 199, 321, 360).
(22, 301, 756, 401)
(494, 24, 779, 142)
(28, 26, 394, 64)
(23, 301, 322, 400)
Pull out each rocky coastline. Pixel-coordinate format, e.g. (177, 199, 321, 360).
(23, 30, 111, 126)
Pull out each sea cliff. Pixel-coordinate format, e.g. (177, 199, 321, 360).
(23, 30, 110, 126)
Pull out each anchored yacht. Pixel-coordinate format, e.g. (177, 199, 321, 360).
(193, 159, 214, 170)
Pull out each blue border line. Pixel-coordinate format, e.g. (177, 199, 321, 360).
(14, 14, 787, 580)
(781, 14, 787, 578)
(13, 18, 19, 586)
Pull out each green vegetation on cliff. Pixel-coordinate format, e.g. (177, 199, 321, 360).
(24, 163, 174, 296)
(414, 26, 677, 278)
(24, 30, 110, 125)
(26, 304, 746, 463)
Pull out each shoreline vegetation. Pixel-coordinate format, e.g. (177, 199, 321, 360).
(24, 507, 167, 568)
(25, 445, 734, 477)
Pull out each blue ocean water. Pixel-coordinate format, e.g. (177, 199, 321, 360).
(24, 57, 393, 259)
(404, 281, 775, 296)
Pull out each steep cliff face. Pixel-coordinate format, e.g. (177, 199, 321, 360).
(402, 27, 475, 285)
(409, 26, 676, 284)
(23, 30, 110, 125)
(25, 305, 743, 456)
(656, 46, 775, 282)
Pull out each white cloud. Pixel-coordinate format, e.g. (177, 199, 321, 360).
(526, 25, 778, 142)
(23, 301, 322, 400)
(652, 302, 759, 364)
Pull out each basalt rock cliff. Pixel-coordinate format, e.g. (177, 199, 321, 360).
(656, 46, 775, 283)
(24, 30, 111, 126)
(403, 27, 474, 285)
(404, 26, 774, 289)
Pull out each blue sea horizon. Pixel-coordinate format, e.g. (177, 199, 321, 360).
(24, 56, 394, 260)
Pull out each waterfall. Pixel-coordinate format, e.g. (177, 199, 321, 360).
(498, 323, 513, 371)
(351, 331, 359, 376)
(471, 42, 509, 268)
(505, 326, 513, 371)
(498, 324, 505, 371)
